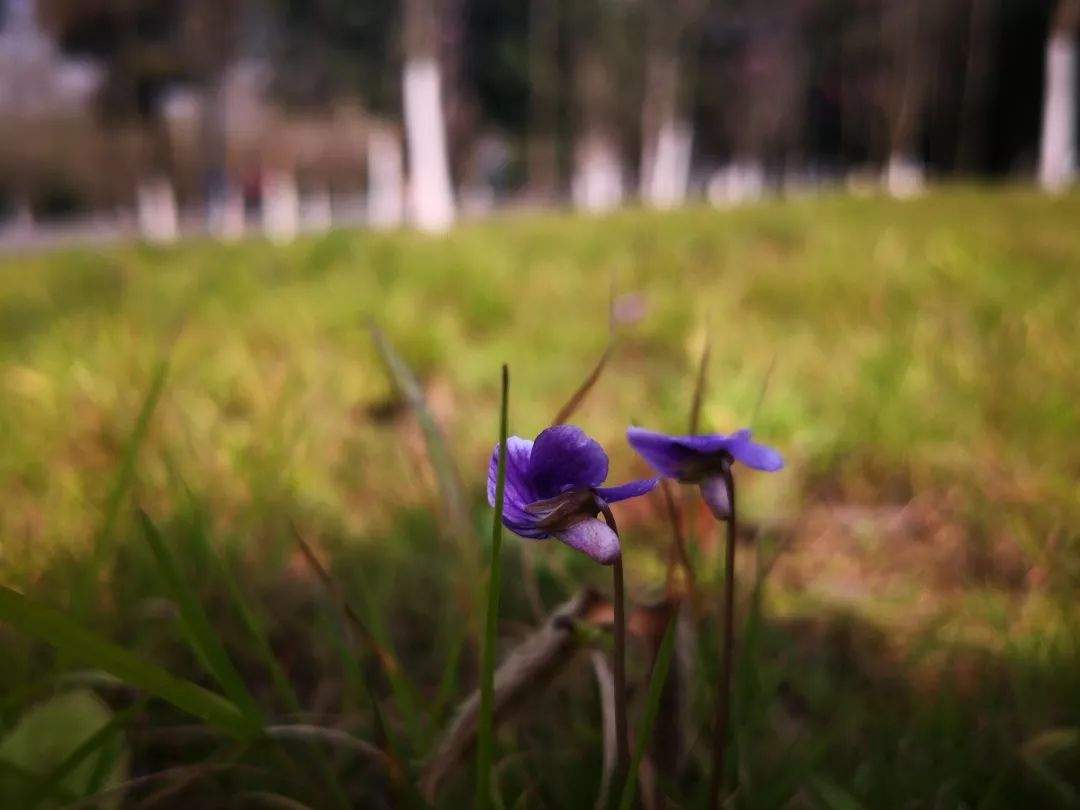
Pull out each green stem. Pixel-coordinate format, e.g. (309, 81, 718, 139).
(708, 466, 737, 810)
(475, 364, 509, 810)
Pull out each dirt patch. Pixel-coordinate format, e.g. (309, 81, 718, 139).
(770, 493, 1031, 611)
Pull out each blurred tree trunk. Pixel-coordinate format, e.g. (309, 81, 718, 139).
(884, 0, 927, 196)
(367, 124, 405, 228)
(261, 167, 299, 242)
(571, 0, 626, 213)
(1038, 0, 1079, 191)
(183, 0, 240, 237)
(527, 0, 560, 201)
(136, 105, 179, 243)
(199, 75, 237, 237)
(440, 0, 472, 186)
(403, 0, 455, 231)
(640, 0, 701, 208)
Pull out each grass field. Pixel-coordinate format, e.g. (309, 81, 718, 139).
(1, 188, 1079, 807)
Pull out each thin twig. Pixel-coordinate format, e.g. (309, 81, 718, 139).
(290, 524, 401, 680)
(265, 724, 389, 767)
(288, 522, 411, 796)
(660, 479, 700, 615)
(237, 792, 316, 810)
(62, 762, 247, 810)
(552, 343, 614, 426)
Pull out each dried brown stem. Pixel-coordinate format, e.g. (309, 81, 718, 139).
(590, 651, 617, 810)
(552, 343, 614, 426)
(421, 590, 602, 801)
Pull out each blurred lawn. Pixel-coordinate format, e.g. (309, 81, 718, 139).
(1, 187, 1077, 577)
(1, 187, 1079, 806)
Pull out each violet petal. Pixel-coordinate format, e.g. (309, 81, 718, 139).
(726, 430, 785, 472)
(488, 436, 548, 537)
(699, 475, 732, 521)
(594, 477, 659, 504)
(555, 518, 622, 565)
(626, 426, 709, 479)
(628, 426, 783, 477)
(529, 425, 610, 498)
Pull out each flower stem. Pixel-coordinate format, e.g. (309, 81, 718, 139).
(601, 503, 631, 794)
(708, 466, 736, 810)
(613, 555, 630, 789)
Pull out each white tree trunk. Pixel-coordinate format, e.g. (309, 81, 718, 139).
(367, 127, 405, 229)
(403, 57, 455, 232)
(208, 184, 245, 241)
(706, 161, 765, 207)
(136, 175, 178, 244)
(304, 186, 333, 233)
(884, 152, 926, 198)
(1038, 31, 1078, 192)
(642, 117, 693, 209)
(573, 134, 624, 213)
(261, 168, 299, 243)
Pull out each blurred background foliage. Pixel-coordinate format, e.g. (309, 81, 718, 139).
(1, 187, 1078, 805)
(2, 0, 1080, 803)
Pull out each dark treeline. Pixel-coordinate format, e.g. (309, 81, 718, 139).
(464, 0, 1062, 182)
(1, 0, 1074, 234)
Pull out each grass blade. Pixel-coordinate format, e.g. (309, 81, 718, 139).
(617, 613, 677, 810)
(137, 510, 263, 725)
(0, 585, 252, 739)
(369, 324, 473, 546)
(73, 359, 169, 615)
(475, 363, 509, 810)
(291, 528, 425, 738)
(217, 547, 303, 715)
(552, 343, 613, 426)
(430, 621, 468, 728)
(689, 336, 710, 435)
(212, 545, 352, 810)
(292, 530, 425, 808)
(147, 510, 344, 804)
(94, 359, 169, 563)
(749, 354, 778, 428)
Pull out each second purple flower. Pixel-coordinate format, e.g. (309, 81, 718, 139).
(627, 426, 783, 520)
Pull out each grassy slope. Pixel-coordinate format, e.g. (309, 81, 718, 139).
(1, 188, 1079, 805)
(2, 188, 1077, 570)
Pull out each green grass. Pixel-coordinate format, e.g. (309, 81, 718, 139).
(0, 187, 1079, 806)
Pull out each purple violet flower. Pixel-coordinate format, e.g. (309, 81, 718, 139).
(626, 426, 783, 520)
(487, 425, 658, 565)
